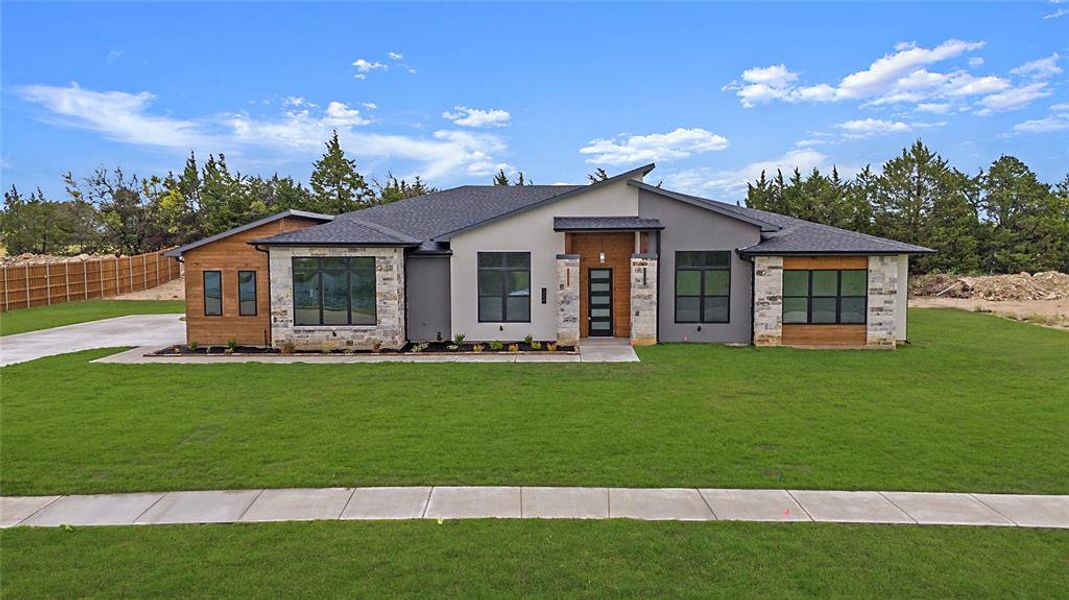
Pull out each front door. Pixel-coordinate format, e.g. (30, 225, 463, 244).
(587, 268, 613, 337)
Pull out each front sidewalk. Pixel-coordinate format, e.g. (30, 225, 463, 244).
(4, 486, 1066, 529)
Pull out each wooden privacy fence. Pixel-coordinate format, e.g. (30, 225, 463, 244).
(0, 249, 181, 312)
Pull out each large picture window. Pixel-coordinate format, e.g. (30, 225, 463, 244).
(203, 271, 222, 316)
(783, 269, 867, 325)
(238, 271, 257, 316)
(477, 252, 530, 322)
(675, 251, 730, 323)
(292, 257, 377, 326)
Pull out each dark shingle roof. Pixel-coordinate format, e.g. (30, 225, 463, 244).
(632, 182, 933, 255)
(165, 210, 333, 257)
(254, 217, 420, 246)
(553, 216, 663, 231)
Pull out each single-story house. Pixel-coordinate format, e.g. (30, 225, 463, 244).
(166, 163, 932, 350)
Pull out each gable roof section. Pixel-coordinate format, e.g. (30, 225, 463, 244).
(553, 216, 663, 231)
(164, 210, 333, 258)
(631, 180, 932, 255)
(253, 215, 421, 247)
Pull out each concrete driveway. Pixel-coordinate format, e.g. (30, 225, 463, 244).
(0, 314, 184, 367)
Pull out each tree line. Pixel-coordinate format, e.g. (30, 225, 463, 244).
(746, 141, 1069, 274)
(0, 132, 435, 256)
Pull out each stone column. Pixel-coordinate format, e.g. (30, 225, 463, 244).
(752, 255, 783, 346)
(629, 254, 658, 346)
(866, 255, 898, 348)
(556, 254, 580, 347)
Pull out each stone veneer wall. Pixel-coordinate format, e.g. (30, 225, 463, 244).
(629, 254, 658, 345)
(268, 246, 406, 351)
(866, 255, 898, 347)
(752, 255, 784, 346)
(556, 254, 579, 347)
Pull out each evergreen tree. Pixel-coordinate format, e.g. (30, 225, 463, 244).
(374, 173, 436, 204)
(492, 168, 510, 186)
(309, 130, 372, 214)
(981, 156, 1064, 273)
(588, 168, 609, 183)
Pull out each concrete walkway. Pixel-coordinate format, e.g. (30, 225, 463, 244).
(92, 339, 640, 364)
(4, 487, 1066, 529)
(0, 314, 185, 367)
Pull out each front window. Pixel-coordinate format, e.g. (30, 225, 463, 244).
(238, 271, 257, 316)
(783, 269, 867, 325)
(675, 251, 730, 323)
(478, 252, 531, 322)
(203, 271, 222, 316)
(292, 257, 377, 326)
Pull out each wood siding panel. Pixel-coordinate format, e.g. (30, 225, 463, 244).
(566, 232, 633, 338)
(782, 324, 866, 346)
(783, 256, 868, 270)
(184, 216, 323, 346)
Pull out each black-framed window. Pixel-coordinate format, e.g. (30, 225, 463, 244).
(783, 269, 867, 325)
(292, 257, 376, 326)
(238, 271, 257, 316)
(203, 271, 222, 316)
(675, 251, 730, 323)
(477, 252, 530, 322)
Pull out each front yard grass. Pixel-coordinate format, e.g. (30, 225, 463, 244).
(0, 299, 185, 336)
(1, 308, 1066, 496)
(2, 520, 1066, 598)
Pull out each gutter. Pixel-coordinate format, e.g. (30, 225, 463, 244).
(736, 249, 756, 347)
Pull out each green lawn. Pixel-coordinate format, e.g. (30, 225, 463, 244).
(0, 299, 185, 336)
(1, 309, 1067, 496)
(2, 520, 1066, 598)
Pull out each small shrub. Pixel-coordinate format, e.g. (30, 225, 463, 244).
(489, 340, 504, 351)
(547, 342, 558, 352)
(523, 334, 534, 345)
(372, 341, 383, 353)
(189, 341, 200, 351)
(447, 344, 459, 352)
(224, 347, 234, 355)
(531, 341, 542, 350)
(321, 342, 332, 355)
(279, 339, 296, 354)
(472, 344, 485, 353)
(226, 338, 238, 350)
(508, 343, 520, 353)
(412, 341, 430, 353)
(453, 332, 466, 345)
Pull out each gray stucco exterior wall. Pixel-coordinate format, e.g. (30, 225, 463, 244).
(405, 254, 452, 342)
(638, 189, 761, 343)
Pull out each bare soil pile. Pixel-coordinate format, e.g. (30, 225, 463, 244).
(911, 271, 1069, 301)
(1, 253, 121, 265)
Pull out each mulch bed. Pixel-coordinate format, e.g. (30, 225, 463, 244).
(152, 341, 575, 356)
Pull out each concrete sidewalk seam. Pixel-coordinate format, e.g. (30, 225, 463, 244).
(878, 491, 920, 525)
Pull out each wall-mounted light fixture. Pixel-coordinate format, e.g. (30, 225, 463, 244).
(599, 251, 605, 263)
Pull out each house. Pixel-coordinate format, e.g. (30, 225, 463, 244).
(166, 163, 932, 350)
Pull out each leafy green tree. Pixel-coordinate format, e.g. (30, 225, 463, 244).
(374, 173, 436, 204)
(309, 130, 373, 214)
(0, 186, 64, 254)
(981, 156, 1066, 273)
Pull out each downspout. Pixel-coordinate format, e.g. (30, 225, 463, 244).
(253, 244, 272, 346)
(737, 250, 756, 346)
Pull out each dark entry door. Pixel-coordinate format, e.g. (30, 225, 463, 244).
(588, 268, 613, 336)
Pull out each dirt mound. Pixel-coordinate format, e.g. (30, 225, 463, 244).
(911, 271, 1069, 301)
(1, 252, 121, 265)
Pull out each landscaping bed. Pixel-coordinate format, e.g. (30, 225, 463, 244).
(151, 339, 575, 356)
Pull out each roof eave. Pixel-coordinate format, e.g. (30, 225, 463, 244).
(738, 248, 936, 257)
(164, 210, 334, 258)
(431, 162, 657, 242)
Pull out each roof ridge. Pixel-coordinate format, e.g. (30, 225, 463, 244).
(345, 216, 421, 244)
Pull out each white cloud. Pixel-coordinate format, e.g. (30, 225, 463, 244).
(17, 82, 510, 182)
(361, 102, 378, 110)
(660, 148, 832, 199)
(441, 106, 511, 128)
(578, 128, 729, 164)
(16, 82, 215, 149)
(282, 96, 315, 107)
(1010, 53, 1062, 79)
(1014, 115, 1069, 133)
(1043, 7, 1068, 19)
(968, 57, 985, 67)
(724, 39, 1001, 109)
(975, 82, 1052, 115)
(1050, 102, 1069, 111)
(916, 102, 951, 113)
(387, 51, 404, 60)
(107, 50, 124, 63)
(834, 118, 945, 139)
(352, 58, 387, 79)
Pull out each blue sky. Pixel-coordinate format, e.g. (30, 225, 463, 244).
(2, 2, 1067, 202)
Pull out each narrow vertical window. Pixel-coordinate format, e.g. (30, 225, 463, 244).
(238, 271, 257, 316)
(203, 271, 222, 316)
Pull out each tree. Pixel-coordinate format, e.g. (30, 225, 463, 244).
(309, 130, 372, 214)
(588, 168, 609, 183)
(491, 169, 530, 186)
(373, 173, 436, 204)
(981, 156, 1066, 273)
(0, 186, 64, 254)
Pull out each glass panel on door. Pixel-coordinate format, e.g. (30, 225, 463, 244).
(587, 268, 613, 337)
